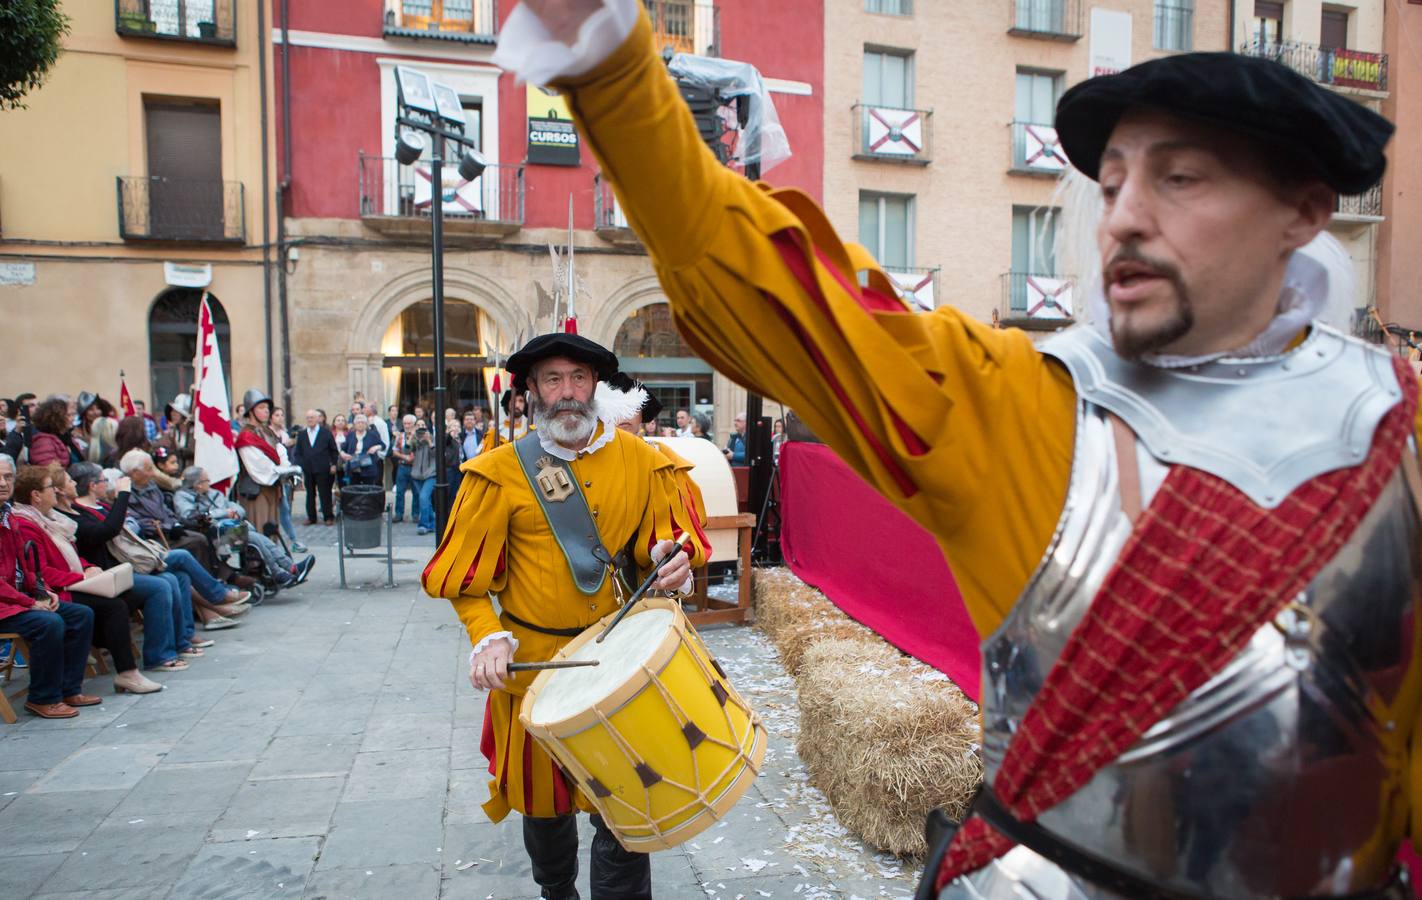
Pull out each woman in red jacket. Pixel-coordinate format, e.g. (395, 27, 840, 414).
(0, 455, 95, 718)
(26, 398, 79, 468)
(10, 464, 160, 696)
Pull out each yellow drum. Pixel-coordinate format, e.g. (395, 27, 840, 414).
(521, 597, 765, 851)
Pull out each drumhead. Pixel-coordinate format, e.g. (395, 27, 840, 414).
(526, 608, 675, 726)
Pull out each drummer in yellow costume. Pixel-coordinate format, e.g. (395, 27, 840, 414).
(423, 332, 708, 900)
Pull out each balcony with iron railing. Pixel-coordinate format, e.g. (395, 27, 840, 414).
(357, 153, 524, 238)
(1008, 122, 1068, 176)
(117, 176, 245, 242)
(1238, 39, 1388, 93)
(593, 173, 640, 245)
(645, 0, 720, 57)
(383, 0, 498, 43)
(1008, 0, 1083, 41)
(1001, 272, 1076, 326)
(1333, 184, 1384, 225)
(115, 0, 236, 46)
(852, 104, 933, 165)
(883, 267, 939, 311)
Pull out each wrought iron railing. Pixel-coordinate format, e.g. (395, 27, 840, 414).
(866, 0, 913, 14)
(1008, 0, 1083, 40)
(852, 104, 933, 164)
(1153, 3, 1193, 51)
(115, 0, 236, 45)
(383, 0, 498, 41)
(883, 267, 938, 311)
(1002, 272, 1076, 318)
(358, 154, 524, 226)
(1009, 122, 1068, 174)
(1335, 184, 1384, 219)
(1238, 39, 1388, 92)
(644, 0, 720, 57)
(117, 176, 245, 242)
(593, 173, 632, 232)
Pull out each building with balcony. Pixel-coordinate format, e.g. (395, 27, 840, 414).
(1375, 0, 1418, 335)
(822, 0, 1229, 331)
(1234, 0, 1390, 316)
(275, 0, 823, 440)
(0, 0, 273, 409)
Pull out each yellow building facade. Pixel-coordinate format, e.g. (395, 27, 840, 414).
(0, 0, 276, 412)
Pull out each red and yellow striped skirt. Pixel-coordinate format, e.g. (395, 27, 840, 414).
(478, 689, 597, 821)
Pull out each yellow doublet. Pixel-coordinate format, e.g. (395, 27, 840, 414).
(424, 423, 709, 820)
(481, 418, 532, 453)
(554, 11, 1422, 848)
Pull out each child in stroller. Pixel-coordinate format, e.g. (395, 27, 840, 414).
(173, 466, 315, 596)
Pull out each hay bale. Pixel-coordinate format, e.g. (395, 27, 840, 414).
(796, 638, 983, 858)
(752, 567, 877, 675)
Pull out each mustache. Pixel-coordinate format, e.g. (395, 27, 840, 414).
(547, 399, 592, 417)
(1105, 244, 1184, 286)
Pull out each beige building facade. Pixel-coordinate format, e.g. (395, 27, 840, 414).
(1378, 0, 1422, 332)
(0, 0, 276, 412)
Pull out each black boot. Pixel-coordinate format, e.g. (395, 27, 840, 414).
(589, 814, 651, 900)
(523, 814, 580, 899)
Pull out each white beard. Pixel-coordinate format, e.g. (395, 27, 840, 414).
(532, 396, 597, 446)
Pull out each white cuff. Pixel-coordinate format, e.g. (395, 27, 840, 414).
(492, 0, 639, 86)
(469, 631, 519, 666)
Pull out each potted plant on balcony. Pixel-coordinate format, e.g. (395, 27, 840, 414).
(118, 10, 155, 33)
(197, 20, 217, 39)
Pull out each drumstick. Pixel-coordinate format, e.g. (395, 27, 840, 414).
(508, 660, 601, 672)
(596, 532, 693, 644)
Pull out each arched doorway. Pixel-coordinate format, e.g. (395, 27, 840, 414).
(149, 288, 231, 411)
(613, 302, 713, 433)
(381, 298, 493, 417)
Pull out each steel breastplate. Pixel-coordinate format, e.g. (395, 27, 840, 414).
(946, 328, 1422, 899)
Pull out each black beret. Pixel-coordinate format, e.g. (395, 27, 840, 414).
(607, 372, 663, 423)
(1056, 52, 1394, 194)
(506, 333, 619, 394)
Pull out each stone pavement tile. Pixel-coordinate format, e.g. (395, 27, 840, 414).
(698, 871, 843, 899)
(450, 727, 484, 770)
(342, 747, 448, 802)
(40, 809, 219, 894)
(32, 889, 157, 900)
(0, 767, 45, 811)
(198, 687, 303, 727)
(0, 727, 102, 771)
(317, 652, 393, 679)
(209, 775, 344, 842)
(357, 711, 451, 752)
(438, 821, 536, 899)
(29, 743, 171, 793)
(682, 800, 800, 883)
(112, 760, 254, 816)
(0, 789, 126, 855)
(372, 679, 454, 716)
(249, 733, 362, 781)
(161, 717, 281, 765)
(95, 711, 202, 746)
(315, 797, 445, 871)
(274, 695, 376, 738)
(6, 851, 67, 897)
(169, 835, 320, 900)
(445, 768, 495, 825)
(302, 863, 440, 900)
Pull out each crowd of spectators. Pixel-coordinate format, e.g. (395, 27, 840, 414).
(0, 391, 317, 720)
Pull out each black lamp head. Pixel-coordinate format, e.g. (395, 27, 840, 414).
(395, 129, 427, 166)
(457, 148, 488, 182)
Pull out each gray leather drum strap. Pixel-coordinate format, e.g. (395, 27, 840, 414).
(514, 431, 611, 596)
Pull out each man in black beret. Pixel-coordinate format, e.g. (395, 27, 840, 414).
(422, 332, 709, 899)
(495, 5, 1416, 899)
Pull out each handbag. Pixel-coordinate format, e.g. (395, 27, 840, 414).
(69, 562, 134, 598)
(107, 527, 168, 575)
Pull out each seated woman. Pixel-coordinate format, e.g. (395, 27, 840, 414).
(0, 454, 96, 718)
(63, 462, 198, 672)
(28, 397, 81, 467)
(9, 463, 162, 695)
(340, 414, 385, 486)
(173, 466, 314, 587)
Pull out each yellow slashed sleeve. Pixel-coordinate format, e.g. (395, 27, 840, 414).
(556, 14, 1076, 635)
(634, 453, 711, 572)
(421, 467, 509, 649)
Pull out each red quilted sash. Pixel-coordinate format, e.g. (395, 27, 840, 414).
(937, 355, 1419, 888)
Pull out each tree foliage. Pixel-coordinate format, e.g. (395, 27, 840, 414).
(0, 0, 71, 111)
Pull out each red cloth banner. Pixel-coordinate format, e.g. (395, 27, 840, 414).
(777, 441, 981, 700)
(118, 377, 137, 418)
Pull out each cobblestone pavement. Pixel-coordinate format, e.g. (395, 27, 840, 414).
(0, 517, 921, 899)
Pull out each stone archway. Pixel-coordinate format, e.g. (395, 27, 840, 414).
(584, 275, 668, 347)
(345, 264, 529, 404)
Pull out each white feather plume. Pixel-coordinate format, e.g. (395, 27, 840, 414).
(594, 380, 648, 426)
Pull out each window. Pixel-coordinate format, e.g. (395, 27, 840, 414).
(461, 98, 483, 150)
(863, 49, 914, 109)
(866, 0, 912, 14)
(1014, 69, 1062, 124)
(1154, 0, 1193, 51)
(144, 100, 225, 240)
(860, 192, 914, 269)
(1014, 0, 1069, 35)
(1011, 206, 1059, 275)
(149, 289, 230, 410)
(1320, 9, 1348, 51)
(393, 0, 495, 35)
(1252, 1, 1284, 46)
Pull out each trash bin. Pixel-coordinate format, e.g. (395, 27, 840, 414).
(341, 484, 385, 549)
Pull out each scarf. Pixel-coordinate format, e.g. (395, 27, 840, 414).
(936, 355, 1419, 888)
(12, 503, 84, 575)
(235, 428, 280, 463)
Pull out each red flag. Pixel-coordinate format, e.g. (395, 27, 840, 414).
(119, 375, 137, 417)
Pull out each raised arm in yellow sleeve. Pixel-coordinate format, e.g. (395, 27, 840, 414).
(421, 465, 510, 648)
(556, 13, 1076, 633)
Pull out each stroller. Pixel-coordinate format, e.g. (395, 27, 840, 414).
(206, 516, 304, 603)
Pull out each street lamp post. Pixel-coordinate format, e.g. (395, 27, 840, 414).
(393, 67, 487, 541)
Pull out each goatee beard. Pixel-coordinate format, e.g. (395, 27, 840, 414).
(1106, 246, 1195, 360)
(532, 396, 597, 446)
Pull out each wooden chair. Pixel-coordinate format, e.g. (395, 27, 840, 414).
(0, 634, 30, 724)
(682, 513, 756, 627)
